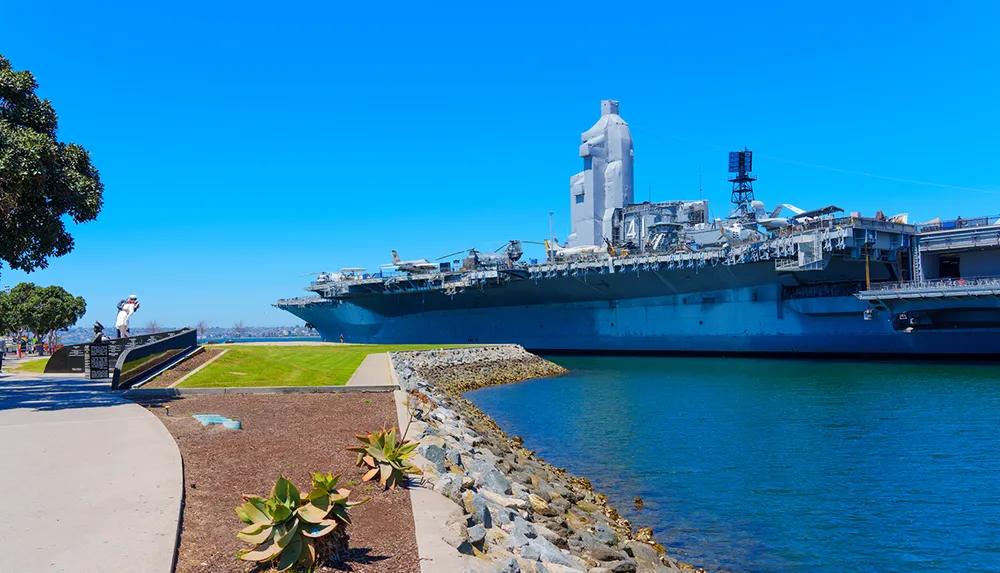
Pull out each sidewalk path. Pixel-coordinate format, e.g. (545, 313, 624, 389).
(0, 373, 182, 573)
(346, 352, 391, 386)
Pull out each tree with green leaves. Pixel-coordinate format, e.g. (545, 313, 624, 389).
(0, 55, 104, 274)
(0, 282, 86, 354)
(0, 282, 34, 337)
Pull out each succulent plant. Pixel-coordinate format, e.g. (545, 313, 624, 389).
(235, 473, 367, 571)
(347, 426, 422, 490)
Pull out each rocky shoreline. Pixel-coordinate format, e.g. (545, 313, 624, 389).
(391, 345, 705, 573)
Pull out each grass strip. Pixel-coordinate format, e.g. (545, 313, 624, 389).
(178, 344, 466, 388)
(6, 357, 49, 373)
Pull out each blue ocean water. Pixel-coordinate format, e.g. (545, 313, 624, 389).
(466, 356, 1000, 573)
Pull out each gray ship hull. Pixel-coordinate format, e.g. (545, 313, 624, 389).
(279, 260, 1000, 356)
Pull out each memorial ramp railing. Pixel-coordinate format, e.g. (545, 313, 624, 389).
(110, 328, 198, 391)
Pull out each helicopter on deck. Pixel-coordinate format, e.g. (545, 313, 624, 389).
(438, 240, 544, 270)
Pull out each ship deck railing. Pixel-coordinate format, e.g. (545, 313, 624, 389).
(857, 276, 1000, 300)
(797, 216, 914, 234)
(915, 215, 1000, 234)
(914, 224, 1000, 253)
(274, 297, 330, 307)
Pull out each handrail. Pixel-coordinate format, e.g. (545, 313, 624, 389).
(915, 215, 1000, 233)
(862, 275, 1000, 293)
(111, 328, 198, 390)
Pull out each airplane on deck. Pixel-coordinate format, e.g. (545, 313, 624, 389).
(390, 250, 438, 273)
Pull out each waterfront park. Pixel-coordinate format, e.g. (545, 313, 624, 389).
(5, 6, 1000, 573)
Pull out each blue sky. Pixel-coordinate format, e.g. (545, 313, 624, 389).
(2, 1, 999, 328)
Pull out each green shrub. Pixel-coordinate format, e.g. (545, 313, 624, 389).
(347, 426, 421, 490)
(235, 473, 366, 571)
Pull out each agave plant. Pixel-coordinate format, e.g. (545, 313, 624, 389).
(347, 426, 422, 490)
(235, 473, 367, 571)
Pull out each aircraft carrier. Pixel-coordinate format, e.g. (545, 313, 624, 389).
(276, 100, 1000, 356)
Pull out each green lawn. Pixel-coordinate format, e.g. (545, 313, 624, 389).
(178, 344, 464, 388)
(7, 357, 49, 373)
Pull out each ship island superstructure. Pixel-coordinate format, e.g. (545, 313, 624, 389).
(276, 101, 1000, 355)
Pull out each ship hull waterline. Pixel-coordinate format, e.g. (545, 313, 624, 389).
(279, 290, 1000, 358)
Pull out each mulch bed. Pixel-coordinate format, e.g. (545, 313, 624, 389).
(142, 348, 224, 388)
(147, 394, 419, 573)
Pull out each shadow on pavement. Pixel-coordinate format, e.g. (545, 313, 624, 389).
(0, 375, 125, 412)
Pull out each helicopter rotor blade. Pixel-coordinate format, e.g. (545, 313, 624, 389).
(437, 249, 470, 261)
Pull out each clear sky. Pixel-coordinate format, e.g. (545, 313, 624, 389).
(3, 1, 999, 329)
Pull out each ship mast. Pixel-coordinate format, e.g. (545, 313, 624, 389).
(728, 148, 756, 219)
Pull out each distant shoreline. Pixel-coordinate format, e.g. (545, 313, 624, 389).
(198, 336, 321, 344)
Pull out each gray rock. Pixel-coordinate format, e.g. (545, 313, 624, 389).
(534, 522, 568, 549)
(532, 482, 552, 502)
(470, 493, 494, 528)
(602, 561, 637, 573)
(553, 483, 574, 499)
(512, 482, 531, 499)
(548, 498, 571, 514)
(418, 443, 447, 472)
(586, 545, 629, 562)
(464, 457, 497, 476)
(470, 492, 518, 527)
(535, 561, 586, 572)
(478, 448, 501, 467)
(446, 448, 463, 466)
(452, 439, 474, 454)
(593, 522, 619, 546)
(434, 473, 462, 500)
(478, 468, 513, 495)
(624, 541, 659, 568)
(512, 516, 537, 539)
(498, 507, 519, 525)
(511, 470, 534, 484)
(529, 536, 582, 569)
(442, 520, 473, 555)
(507, 531, 532, 551)
(497, 558, 521, 573)
(569, 530, 607, 555)
(520, 543, 541, 561)
(468, 523, 486, 544)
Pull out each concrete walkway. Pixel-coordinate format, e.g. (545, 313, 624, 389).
(347, 352, 392, 386)
(0, 372, 182, 573)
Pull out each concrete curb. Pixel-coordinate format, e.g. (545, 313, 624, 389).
(387, 352, 403, 388)
(123, 385, 396, 398)
(168, 347, 226, 388)
(393, 389, 477, 573)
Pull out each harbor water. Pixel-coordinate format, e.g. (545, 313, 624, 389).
(466, 356, 1000, 573)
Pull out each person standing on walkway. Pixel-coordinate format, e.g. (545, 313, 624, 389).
(116, 294, 140, 338)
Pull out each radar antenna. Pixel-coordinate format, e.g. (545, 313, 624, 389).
(727, 148, 756, 218)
